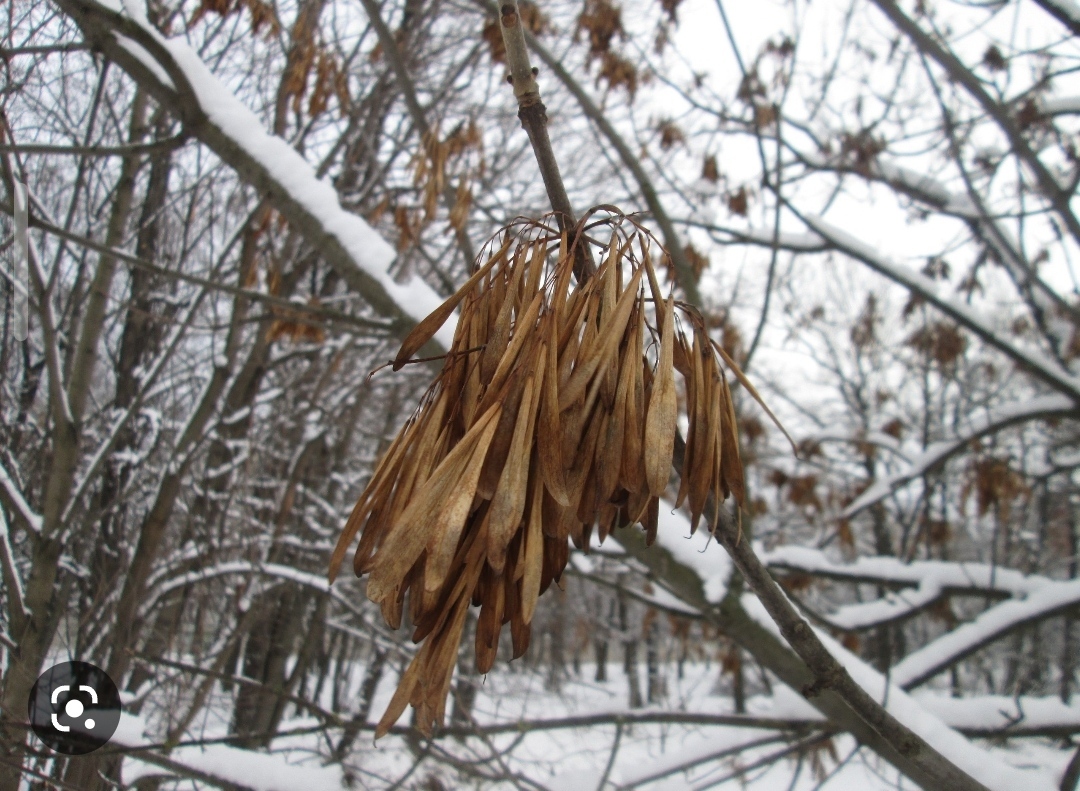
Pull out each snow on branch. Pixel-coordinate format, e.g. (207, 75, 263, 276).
(893, 577, 1080, 689)
(765, 546, 1050, 630)
(0, 506, 27, 628)
(758, 684, 1080, 738)
(1040, 95, 1080, 116)
(54, 0, 454, 350)
(651, 504, 733, 603)
(765, 545, 1050, 595)
(683, 219, 829, 252)
(144, 560, 330, 607)
(764, 542, 1080, 694)
(842, 393, 1076, 518)
(740, 595, 1059, 791)
(803, 214, 1080, 401)
(618, 508, 1055, 788)
(916, 693, 1080, 738)
(0, 460, 43, 534)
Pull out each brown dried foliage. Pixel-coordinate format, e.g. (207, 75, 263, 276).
(701, 154, 720, 183)
(596, 51, 639, 100)
(575, 0, 639, 99)
(657, 119, 685, 150)
(906, 321, 966, 368)
(331, 211, 772, 737)
(658, 0, 683, 24)
(962, 457, 1029, 521)
(411, 121, 483, 224)
(850, 293, 879, 350)
(306, 51, 349, 119)
(576, 0, 625, 59)
(683, 244, 709, 278)
(840, 130, 886, 175)
(726, 186, 749, 216)
(276, 4, 349, 121)
(190, 0, 279, 35)
(982, 44, 1008, 72)
(266, 297, 326, 345)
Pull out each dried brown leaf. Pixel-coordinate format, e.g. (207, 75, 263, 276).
(366, 405, 501, 602)
(644, 294, 677, 496)
(719, 369, 745, 504)
(487, 369, 541, 572)
(522, 469, 544, 624)
(393, 242, 503, 371)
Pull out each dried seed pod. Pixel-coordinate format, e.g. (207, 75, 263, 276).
(333, 209, 781, 738)
(644, 294, 677, 496)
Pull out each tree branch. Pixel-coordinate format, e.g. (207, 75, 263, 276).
(354, 0, 478, 268)
(0, 134, 187, 157)
(0, 200, 395, 333)
(52, 0, 449, 354)
(1031, 0, 1080, 37)
(485, 0, 702, 305)
(868, 0, 1080, 250)
(615, 523, 998, 791)
(495, 0, 594, 281)
(485, 5, 996, 787)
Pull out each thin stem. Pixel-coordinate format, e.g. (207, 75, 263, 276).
(595, 720, 623, 791)
(496, 0, 593, 280)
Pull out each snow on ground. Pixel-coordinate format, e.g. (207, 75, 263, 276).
(109, 657, 1080, 790)
(116, 713, 347, 790)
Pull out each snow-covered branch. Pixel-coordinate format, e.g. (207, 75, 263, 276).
(145, 560, 330, 606)
(54, 0, 454, 351)
(739, 596, 1058, 790)
(918, 693, 1080, 738)
(0, 507, 27, 632)
(766, 543, 1080, 690)
(616, 515, 1016, 791)
(1032, 0, 1080, 36)
(765, 545, 1051, 630)
(115, 714, 346, 791)
(0, 461, 42, 534)
(765, 545, 1049, 596)
(842, 394, 1077, 518)
(804, 214, 1080, 401)
(894, 577, 1080, 689)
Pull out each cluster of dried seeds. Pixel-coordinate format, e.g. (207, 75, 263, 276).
(330, 210, 779, 737)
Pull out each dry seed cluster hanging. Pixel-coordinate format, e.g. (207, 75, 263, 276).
(330, 210, 775, 737)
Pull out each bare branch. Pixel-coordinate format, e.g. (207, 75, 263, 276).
(843, 394, 1078, 518)
(868, 0, 1080, 249)
(52, 0, 451, 353)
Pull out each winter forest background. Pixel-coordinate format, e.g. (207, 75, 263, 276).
(4, 0, 1080, 788)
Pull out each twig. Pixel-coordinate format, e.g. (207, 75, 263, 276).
(690, 732, 835, 791)
(0, 201, 394, 334)
(0, 134, 187, 157)
(483, 0, 702, 305)
(496, 0, 593, 281)
(595, 720, 623, 791)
